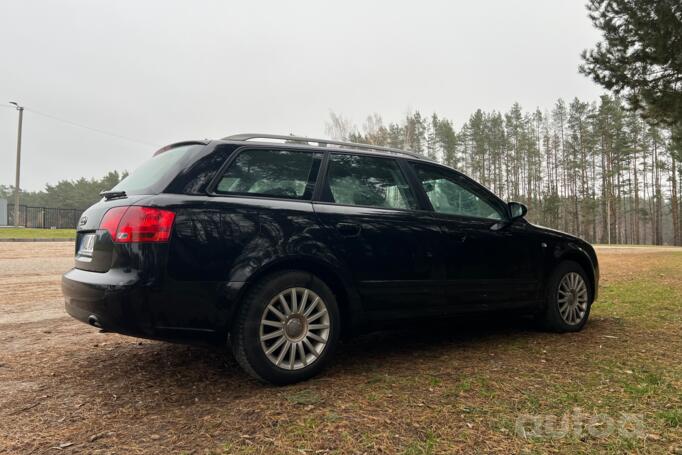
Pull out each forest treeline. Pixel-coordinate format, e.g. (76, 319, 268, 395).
(0, 171, 126, 210)
(326, 95, 682, 246)
(3, 94, 680, 246)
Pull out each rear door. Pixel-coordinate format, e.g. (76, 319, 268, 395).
(162, 147, 322, 332)
(312, 153, 444, 320)
(408, 162, 540, 310)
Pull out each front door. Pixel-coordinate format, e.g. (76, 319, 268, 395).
(408, 162, 541, 311)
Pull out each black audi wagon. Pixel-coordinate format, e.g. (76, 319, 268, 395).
(63, 134, 599, 384)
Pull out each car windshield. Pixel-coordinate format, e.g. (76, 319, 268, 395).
(111, 144, 200, 194)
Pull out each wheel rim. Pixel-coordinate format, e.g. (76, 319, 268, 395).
(557, 272, 589, 325)
(259, 287, 330, 370)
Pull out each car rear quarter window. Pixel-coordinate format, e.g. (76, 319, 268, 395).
(322, 154, 418, 210)
(215, 149, 322, 200)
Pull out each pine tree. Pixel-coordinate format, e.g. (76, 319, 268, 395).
(581, 0, 682, 150)
(325, 100, 680, 245)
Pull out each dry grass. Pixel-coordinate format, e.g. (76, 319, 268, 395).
(0, 243, 681, 454)
(0, 228, 75, 239)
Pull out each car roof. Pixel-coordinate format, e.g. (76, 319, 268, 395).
(214, 133, 437, 163)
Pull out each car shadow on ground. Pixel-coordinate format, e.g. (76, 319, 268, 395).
(64, 312, 566, 402)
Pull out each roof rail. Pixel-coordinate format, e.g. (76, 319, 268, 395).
(222, 133, 427, 160)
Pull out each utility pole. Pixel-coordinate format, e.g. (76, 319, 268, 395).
(9, 102, 24, 227)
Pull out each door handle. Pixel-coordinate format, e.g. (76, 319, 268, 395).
(336, 222, 361, 237)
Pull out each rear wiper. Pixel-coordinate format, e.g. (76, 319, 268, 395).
(100, 190, 127, 200)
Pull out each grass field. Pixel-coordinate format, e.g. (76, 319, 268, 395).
(0, 244, 680, 454)
(0, 228, 75, 239)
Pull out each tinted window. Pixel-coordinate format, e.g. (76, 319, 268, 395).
(215, 149, 320, 200)
(111, 144, 200, 194)
(324, 154, 417, 210)
(413, 164, 505, 220)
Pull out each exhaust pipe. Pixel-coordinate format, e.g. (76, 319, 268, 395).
(88, 315, 102, 328)
(88, 315, 108, 332)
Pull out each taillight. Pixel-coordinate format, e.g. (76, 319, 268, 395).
(99, 206, 175, 243)
(100, 207, 128, 240)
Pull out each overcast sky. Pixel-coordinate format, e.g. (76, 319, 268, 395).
(0, 0, 604, 191)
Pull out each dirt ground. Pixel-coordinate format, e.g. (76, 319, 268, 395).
(1, 242, 681, 454)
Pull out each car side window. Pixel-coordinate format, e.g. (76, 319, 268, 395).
(323, 154, 418, 210)
(215, 149, 321, 200)
(412, 163, 505, 220)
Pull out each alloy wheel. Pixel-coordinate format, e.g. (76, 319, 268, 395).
(259, 287, 331, 370)
(557, 272, 589, 325)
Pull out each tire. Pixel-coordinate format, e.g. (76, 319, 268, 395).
(538, 261, 593, 333)
(230, 270, 341, 385)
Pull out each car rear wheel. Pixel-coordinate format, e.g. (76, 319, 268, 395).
(539, 261, 592, 332)
(231, 270, 340, 385)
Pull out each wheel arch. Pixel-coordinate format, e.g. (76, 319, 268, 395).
(552, 244, 597, 302)
(228, 255, 365, 338)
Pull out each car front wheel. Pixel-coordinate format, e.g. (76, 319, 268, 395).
(539, 261, 593, 332)
(230, 271, 340, 385)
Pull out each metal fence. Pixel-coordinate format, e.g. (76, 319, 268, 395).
(5, 205, 82, 229)
(0, 199, 7, 226)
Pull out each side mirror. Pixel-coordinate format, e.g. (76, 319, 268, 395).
(508, 202, 528, 220)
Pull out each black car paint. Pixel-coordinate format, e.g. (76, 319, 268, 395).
(62, 140, 599, 345)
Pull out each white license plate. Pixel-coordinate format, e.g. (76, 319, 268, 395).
(79, 233, 96, 256)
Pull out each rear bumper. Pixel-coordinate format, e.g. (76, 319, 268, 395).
(62, 268, 243, 345)
(62, 268, 155, 338)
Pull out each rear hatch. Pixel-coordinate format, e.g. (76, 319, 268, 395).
(74, 142, 204, 272)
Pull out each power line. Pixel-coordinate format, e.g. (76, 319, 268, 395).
(2, 103, 160, 148)
(27, 107, 160, 148)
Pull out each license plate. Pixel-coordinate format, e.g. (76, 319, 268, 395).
(79, 233, 96, 256)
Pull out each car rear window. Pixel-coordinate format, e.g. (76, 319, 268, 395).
(322, 154, 418, 210)
(215, 149, 322, 200)
(111, 144, 201, 194)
